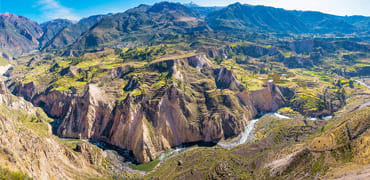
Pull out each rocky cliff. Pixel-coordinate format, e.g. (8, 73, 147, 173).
(9, 54, 292, 163)
(0, 13, 43, 56)
(0, 81, 113, 180)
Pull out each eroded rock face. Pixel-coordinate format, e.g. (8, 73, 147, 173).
(214, 66, 244, 91)
(249, 82, 292, 112)
(10, 54, 291, 163)
(0, 81, 105, 180)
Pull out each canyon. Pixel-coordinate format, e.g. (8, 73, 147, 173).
(8, 54, 293, 163)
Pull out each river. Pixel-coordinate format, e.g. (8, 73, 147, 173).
(355, 79, 370, 89)
(0, 64, 11, 78)
(356, 79, 370, 109)
(218, 118, 260, 150)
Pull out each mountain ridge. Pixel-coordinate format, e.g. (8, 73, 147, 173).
(1, 2, 370, 56)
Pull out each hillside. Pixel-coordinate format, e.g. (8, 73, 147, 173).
(73, 2, 210, 49)
(0, 13, 42, 56)
(39, 19, 73, 48)
(42, 15, 107, 50)
(206, 3, 370, 34)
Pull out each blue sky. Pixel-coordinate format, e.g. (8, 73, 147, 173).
(1, 0, 370, 23)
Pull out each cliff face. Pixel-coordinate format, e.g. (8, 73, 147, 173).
(0, 13, 43, 56)
(0, 82, 108, 180)
(10, 54, 291, 163)
(249, 82, 292, 112)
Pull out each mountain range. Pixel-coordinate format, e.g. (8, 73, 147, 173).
(1, 2, 370, 56)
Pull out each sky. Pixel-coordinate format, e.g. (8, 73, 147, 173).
(0, 0, 369, 23)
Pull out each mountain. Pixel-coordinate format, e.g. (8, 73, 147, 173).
(73, 2, 210, 49)
(206, 3, 308, 33)
(39, 19, 73, 48)
(42, 15, 106, 50)
(184, 2, 223, 18)
(0, 13, 42, 56)
(292, 11, 357, 34)
(206, 2, 370, 34)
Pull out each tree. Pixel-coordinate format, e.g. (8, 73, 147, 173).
(114, 48, 122, 55)
(349, 80, 354, 88)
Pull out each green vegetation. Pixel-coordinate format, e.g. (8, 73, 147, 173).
(0, 102, 52, 138)
(0, 57, 8, 66)
(129, 159, 160, 172)
(311, 153, 329, 176)
(120, 45, 168, 62)
(0, 167, 31, 180)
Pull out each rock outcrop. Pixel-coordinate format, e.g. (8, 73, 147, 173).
(0, 13, 43, 56)
(250, 81, 293, 112)
(0, 82, 108, 180)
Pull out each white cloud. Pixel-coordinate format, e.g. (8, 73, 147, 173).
(37, 0, 80, 21)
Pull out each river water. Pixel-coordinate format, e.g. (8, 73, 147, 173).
(218, 118, 260, 150)
(355, 79, 370, 89)
(217, 78, 370, 149)
(217, 111, 299, 149)
(356, 79, 370, 110)
(0, 64, 11, 78)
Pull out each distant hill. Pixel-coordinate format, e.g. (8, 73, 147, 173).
(0, 13, 42, 56)
(184, 2, 223, 18)
(39, 19, 73, 48)
(206, 3, 308, 33)
(73, 2, 211, 49)
(206, 2, 370, 34)
(42, 15, 107, 50)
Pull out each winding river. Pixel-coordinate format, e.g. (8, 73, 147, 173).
(218, 79, 370, 149)
(0, 64, 11, 77)
(217, 112, 292, 149)
(218, 118, 260, 150)
(355, 79, 370, 89)
(356, 79, 370, 109)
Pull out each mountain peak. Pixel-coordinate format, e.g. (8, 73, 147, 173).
(229, 2, 243, 7)
(184, 1, 200, 8)
(148, 1, 195, 16)
(0, 12, 16, 17)
(150, 1, 187, 11)
(0, 12, 28, 20)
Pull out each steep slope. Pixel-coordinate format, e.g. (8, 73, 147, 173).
(261, 106, 370, 180)
(74, 2, 210, 49)
(39, 19, 73, 48)
(0, 13, 42, 56)
(206, 3, 370, 34)
(42, 15, 106, 50)
(184, 2, 223, 18)
(293, 11, 357, 34)
(0, 81, 115, 180)
(206, 3, 307, 33)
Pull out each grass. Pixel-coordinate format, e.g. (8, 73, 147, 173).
(129, 158, 160, 172)
(0, 57, 8, 66)
(53, 77, 87, 92)
(0, 103, 52, 138)
(311, 153, 329, 176)
(0, 167, 31, 180)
